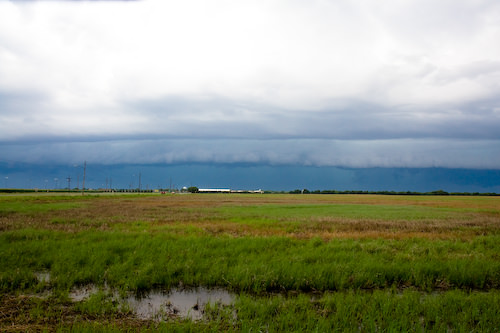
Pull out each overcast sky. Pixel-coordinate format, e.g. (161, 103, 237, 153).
(1, 0, 500, 169)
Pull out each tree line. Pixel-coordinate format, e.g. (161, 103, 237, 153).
(286, 189, 499, 196)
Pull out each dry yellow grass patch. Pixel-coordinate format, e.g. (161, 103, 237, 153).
(1, 193, 499, 240)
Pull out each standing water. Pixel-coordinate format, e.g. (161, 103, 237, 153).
(127, 287, 235, 321)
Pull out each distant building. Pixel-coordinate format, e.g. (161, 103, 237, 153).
(196, 188, 264, 194)
(198, 188, 231, 193)
(231, 189, 264, 194)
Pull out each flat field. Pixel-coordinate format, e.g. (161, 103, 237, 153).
(1, 193, 500, 331)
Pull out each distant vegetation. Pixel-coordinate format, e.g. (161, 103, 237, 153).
(1, 187, 498, 196)
(288, 189, 500, 196)
(187, 186, 199, 193)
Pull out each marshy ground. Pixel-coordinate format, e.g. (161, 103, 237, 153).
(1, 193, 500, 331)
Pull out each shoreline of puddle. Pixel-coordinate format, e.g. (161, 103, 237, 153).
(34, 272, 235, 321)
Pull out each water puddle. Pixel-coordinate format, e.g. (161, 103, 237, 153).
(67, 284, 235, 321)
(69, 285, 99, 302)
(128, 288, 235, 321)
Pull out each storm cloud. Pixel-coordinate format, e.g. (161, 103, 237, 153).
(1, 0, 500, 171)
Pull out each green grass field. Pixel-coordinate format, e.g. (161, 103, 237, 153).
(1, 193, 499, 331)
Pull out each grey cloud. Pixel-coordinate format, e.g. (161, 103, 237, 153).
(459, 60, 500, 79)
(0, 91, 48, 116)
(1, 138, 499, 169)
(2, 92, 500, 149)
(122, 96, 500, 140)
(432, 60, 500, 84)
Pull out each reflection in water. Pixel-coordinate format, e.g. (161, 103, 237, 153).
(128, 288, 235, 321)
(67, 285, 235, 321)
(35, 271, 51, 283)
(69, 285, 99, 302)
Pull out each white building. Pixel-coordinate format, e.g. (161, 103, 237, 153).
(198, 188, 231, 193)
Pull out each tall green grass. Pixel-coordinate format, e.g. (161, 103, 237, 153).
(62, 290, 500, 332)
(2, 230, 499, 293)
(229, 290, 500, 332)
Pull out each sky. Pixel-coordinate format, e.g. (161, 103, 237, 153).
(1, 0, 500, 191)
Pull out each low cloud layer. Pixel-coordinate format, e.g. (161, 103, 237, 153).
(2, 138, 499, 170)
(1, 0, 500, 168)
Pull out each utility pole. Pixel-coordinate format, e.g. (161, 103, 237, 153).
(82, 161, 86, 195)
(138, 173, 142, 193)
(66, 176, 71, 190)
